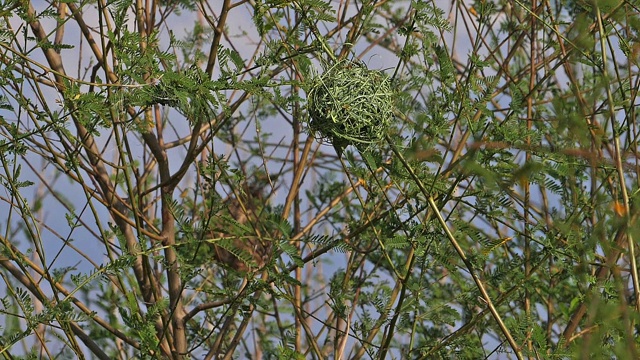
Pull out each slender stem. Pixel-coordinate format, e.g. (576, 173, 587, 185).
(386, 134, 523, 360)
(595, 6, 639, 355)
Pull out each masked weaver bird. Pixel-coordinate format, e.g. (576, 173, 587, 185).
(202, 173, 273, 273)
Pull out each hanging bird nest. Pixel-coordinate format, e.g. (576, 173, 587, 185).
(307, 60, 394, 151)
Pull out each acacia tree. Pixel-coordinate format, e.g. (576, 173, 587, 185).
(1, 0, 639, 358)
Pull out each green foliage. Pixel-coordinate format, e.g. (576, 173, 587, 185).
(1, 0, 639, 358)
(132, 66, 224, 123)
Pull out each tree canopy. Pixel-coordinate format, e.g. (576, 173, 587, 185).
(1, 0, 639, 358)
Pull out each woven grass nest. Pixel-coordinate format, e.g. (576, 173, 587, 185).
(307, 60, 394, 152)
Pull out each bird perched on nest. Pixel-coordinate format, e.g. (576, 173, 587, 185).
(204, 173, 273, 273)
